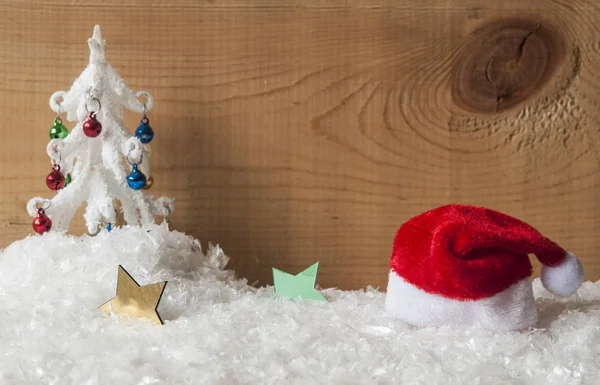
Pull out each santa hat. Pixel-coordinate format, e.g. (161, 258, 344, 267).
(384, 204, 584, 331)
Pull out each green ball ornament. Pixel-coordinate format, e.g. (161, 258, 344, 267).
(49, 118, 69, 140)
(64, 173, 72, 186)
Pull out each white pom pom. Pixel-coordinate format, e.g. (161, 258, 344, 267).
(541, 252, 584, 297)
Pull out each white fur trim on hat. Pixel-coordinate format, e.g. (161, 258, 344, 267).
(540, 251, 584, 297)
(384, 271, 538, 331)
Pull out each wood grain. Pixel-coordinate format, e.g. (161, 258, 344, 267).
(1, 0, 600, 290)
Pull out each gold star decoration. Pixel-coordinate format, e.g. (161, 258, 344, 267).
(99, 265, 167, 325)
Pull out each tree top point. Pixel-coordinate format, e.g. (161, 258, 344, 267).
(92, 25, 103, 41)
(88, 25, 106, 64)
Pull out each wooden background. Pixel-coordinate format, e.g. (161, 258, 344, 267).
(1, 0, 600, 290)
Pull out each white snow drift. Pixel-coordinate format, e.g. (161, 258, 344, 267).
(0, 224, 599, 385)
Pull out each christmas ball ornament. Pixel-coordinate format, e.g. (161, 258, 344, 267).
(49, 118, 69, 139)
(143, 175, 154, 190)
(385, 204, 584, 332)
(135, 116, 154, 144)
(82, 113, 102, 137)
(126, 164, 147, 190)
(99, 220, 113, 232)
(46, 164, 66, 190)
(65, 173, 72, 186)
(32, 208, 52, 234)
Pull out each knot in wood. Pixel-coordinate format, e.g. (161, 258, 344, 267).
(451, 18, 566, 114)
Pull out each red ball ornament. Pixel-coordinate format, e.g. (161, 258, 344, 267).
(82, 113, 102, 137)
(32, 208, 52, 234)
(46, 164, 65, 190)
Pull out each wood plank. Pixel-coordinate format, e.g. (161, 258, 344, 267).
(1, 0, 600, 289)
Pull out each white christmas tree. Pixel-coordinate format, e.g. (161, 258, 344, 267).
(27, 25, 174, 235)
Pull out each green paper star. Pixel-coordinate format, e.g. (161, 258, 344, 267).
(272, 262, 327, 301)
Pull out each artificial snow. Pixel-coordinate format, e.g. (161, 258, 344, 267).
(0, 225, 599, 385)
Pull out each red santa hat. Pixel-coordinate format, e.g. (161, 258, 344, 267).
(384, 204, 584, 331)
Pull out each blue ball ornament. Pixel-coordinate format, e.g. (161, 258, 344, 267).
(127, 164, 147, 190)
(135, 116, 154, 144)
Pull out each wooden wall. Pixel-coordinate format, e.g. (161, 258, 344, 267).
(1, 0, 599, 289)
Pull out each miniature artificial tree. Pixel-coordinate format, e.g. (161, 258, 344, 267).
(27, 25, 173, 235)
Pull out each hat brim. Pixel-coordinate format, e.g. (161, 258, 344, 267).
(384, 271, 538, 331)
